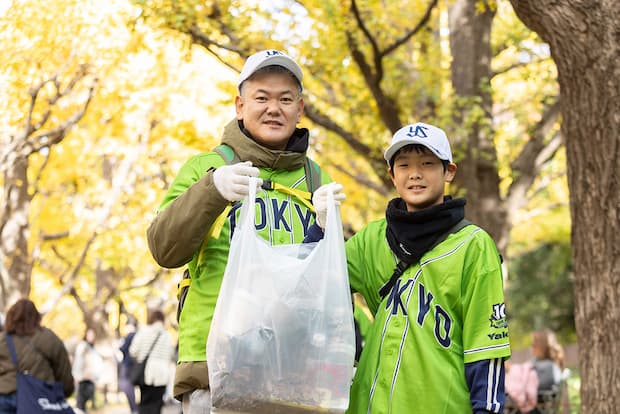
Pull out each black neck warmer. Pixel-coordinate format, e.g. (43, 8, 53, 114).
(385, 196, 466, 264)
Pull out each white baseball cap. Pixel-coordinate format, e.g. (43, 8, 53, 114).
(238, 50, 303, 90)
(384, 122, 453, 166)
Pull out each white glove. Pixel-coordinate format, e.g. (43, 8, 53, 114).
(312, 182, 346, 229)
(213, 161, 263, 201)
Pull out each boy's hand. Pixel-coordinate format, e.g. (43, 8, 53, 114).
(312, 182, 346, 229)
(213, 161, 263, 201)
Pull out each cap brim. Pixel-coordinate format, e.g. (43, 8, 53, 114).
(384, 139, 448, 165)
(239, 56, 303, 89)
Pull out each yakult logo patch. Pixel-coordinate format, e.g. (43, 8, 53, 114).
(489, 303, 507, 329)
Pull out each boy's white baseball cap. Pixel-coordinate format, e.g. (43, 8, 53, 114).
(384, 122, 453, 165)
(238, 50, 303, 90)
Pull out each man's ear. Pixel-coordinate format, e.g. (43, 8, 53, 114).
(235, 95, 244, 120)
(296, 97, 305, 123)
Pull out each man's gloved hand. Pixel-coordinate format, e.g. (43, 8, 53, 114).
(213, 161, 263, 201)
(312, 182, 346, 229)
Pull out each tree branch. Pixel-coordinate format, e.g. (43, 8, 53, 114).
(41, 231, 70, 241)
(0, 68, 97, 173)
(510, 98, 562, 172)
(303, 102, 372, 155)
(350, 0, 382, 79)
(381, 0, 438, 57)
(331, 163, 390, 196)
(515, 202, 568, 223)
(504, 97, 563, 220)
(491, 56, 549, 78)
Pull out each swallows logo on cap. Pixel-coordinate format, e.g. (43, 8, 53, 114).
(265, 50, 285, 57)
(406, 125, 429, 139)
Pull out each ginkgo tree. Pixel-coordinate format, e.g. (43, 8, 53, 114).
(1, 0, 572, 344)
(0, 0, 230, 338)
(132, 0, 566, 253)
(0, 1, 97, 310)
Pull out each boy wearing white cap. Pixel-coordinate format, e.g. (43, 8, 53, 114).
(147, 50, 338, 411)
(311, 123, 510, 413)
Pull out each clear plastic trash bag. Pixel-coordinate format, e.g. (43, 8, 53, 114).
(207, 178, 356, 414)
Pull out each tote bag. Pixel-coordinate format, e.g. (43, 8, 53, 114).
(6, 334, 75, 414)
(207, 178, 356, 414)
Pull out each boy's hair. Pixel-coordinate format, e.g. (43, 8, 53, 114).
(389, 144, 450, 172)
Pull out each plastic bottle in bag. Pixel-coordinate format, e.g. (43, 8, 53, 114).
(322, 338, 356, 410)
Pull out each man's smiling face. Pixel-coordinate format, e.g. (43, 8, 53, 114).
(235, 71, 304, 150)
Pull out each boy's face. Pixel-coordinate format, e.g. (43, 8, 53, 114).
(389, 147, 456, 212)
(235, 71, 304, 150)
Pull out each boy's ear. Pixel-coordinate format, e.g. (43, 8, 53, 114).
(444, 162, 457, 182)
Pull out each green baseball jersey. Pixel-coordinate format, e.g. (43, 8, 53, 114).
(345, 218, 510, 414)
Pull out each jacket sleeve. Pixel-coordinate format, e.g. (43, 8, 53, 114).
(303, 222, 324, 243)
(46, 329, 75, 397)
(147, 159, 229, 268)
(465, 358, 506, 414)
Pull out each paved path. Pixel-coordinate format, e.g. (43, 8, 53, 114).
(75, 393, 182, 414)
(89, 403, 181, 414)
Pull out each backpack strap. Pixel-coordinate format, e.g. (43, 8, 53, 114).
(303, 157, 322, 194)
(213, 144, 240, 165)
(141, 332, 162, 363)
(5, 333, 50, 371)
(177, 145, 322, 301)
(378, 218, 472, 299)
(6, 334, 19, 368)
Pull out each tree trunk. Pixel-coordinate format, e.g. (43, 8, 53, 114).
(448, 0, 507, 250)
(0, 157, 33, 308)
(509, 1, 620, 412)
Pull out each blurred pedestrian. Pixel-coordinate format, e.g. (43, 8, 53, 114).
(119, 317, 138, 414)
(129, 310, 174, 414)
(531, 329, 565, 393)
(73, 327, 103, 413)
(505, 329, 568, 414)
(0, 298, 74, 413)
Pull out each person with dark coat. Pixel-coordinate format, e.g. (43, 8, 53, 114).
(119, 317, 138, 414)
(0, 298, 75, 413)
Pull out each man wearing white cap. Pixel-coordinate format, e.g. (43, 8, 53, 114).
(146, 50, 339, 411)
(311, 123, 511, 413)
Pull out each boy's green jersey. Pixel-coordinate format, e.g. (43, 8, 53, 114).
(346, 218, 510, 414)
